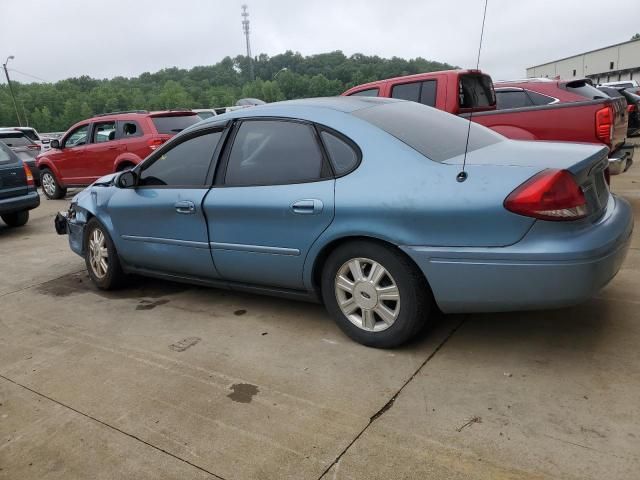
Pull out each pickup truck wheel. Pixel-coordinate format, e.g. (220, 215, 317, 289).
(40, 169, 67, 200)
(84, 219, 125, 290)
(1, 211, 29, 227)
(321, 241, 432, 348)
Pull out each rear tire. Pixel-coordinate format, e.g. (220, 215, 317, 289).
(84, 218, 125, 290)
(116, 162, 135, 172)
(1, 210, 29, 227)
(321, 241, 432, 348)
(40, 169, 67, 199)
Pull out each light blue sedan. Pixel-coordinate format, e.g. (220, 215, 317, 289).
(56, 97, 633, 347)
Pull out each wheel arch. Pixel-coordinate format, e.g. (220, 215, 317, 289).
(113, 154, 142, 172)
(308, 235, 433, 299)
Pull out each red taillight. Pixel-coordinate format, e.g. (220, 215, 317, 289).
(23, 163, 34, 186)
(148, 138, 167, 150)
(595, 106, 613, 146)
(27, 144, 41, 151)
(504, 169, 588, 221)
(628, 104, 636, 113)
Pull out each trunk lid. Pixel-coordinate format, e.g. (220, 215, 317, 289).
(446, 139, 610, 220)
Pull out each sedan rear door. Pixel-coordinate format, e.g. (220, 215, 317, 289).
(203, 119, 335, 291)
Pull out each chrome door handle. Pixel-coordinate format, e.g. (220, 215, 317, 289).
(174, 200, 196, 214)
(291, 199, 323, 215)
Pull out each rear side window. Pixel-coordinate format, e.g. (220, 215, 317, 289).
(350, 88, 379, 97)
(391, 80, 437, 107)
(0, 133, 31, 147)
(225, 120, 326, 186)
(139, 131, 222, 186)
(459, 74, 495, 109)
(151, 115, 200, 134)
(527, 90, 557, 105)
(353, 101, 502, 162)
(565, 81, 607, 100)
(120, 121, 142, 138)
(320, 130, 359, 175)
(20, 129, 39, 141)
(495, 90, 531, 109)
(197, 111, 215, 119)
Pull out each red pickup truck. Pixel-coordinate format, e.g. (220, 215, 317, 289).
(343, 70, 633, 174)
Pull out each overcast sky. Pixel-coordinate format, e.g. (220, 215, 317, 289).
(1, 0, 639, 84)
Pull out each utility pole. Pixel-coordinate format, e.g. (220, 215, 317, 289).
(2, 55, 22, 126)
(241, 4, 255, 81)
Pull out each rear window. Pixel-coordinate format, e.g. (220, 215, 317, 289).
(19, 129, 39, 141)
(352, 100, 502, 162)
(151, 115, 200, 134)
(459, 74, 495, 109)
(0, 132, 32, 147)
(565, 81, 607, 100)
(0, 143, 15, 164)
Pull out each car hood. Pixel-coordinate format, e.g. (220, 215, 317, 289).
(444, 139, 608, 175)
(93, 172, 118, 186)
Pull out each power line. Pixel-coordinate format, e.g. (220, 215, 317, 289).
(7, 68, 50, 83)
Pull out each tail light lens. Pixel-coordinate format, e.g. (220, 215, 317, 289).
(148, 137, 167, 150)
(27, 144, 41, 151)
(504, 169, 588, 221)
(628, 104, 636, 113)
(595, 106, 613, 146)
(23, 163, 34, 186)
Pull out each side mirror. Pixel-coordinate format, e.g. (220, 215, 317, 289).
(50, 139, 61, 149)
(116, 170, 138, 188)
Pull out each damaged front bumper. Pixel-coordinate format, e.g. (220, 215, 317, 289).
(54, 208, 85, 256)
(54, 211, 68, 235)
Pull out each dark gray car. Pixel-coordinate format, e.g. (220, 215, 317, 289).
(0, 130, 41, 184)
(0, 141, 40, 227)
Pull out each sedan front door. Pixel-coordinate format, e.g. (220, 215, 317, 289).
(204, 119, 335, 291)
(108, 128, 225, 279)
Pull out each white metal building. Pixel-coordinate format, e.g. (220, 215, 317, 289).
(526, 37, 640, 83)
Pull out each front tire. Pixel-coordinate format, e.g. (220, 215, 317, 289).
(321, 241, 432, 348)
(1, 210, 29, 227)
(84, 219, 125, 290)
(40, 169, 67, 199)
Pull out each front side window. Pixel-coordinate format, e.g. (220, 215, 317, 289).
(93, 122, 116, 143)
(225, 120, 326, 186)
(350, 88, 379, 97)
(139, 131, 222, 186)
(320, 130, 359, 175)
(64, 125, 89, 148)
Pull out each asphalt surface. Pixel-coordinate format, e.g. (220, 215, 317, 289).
(1, 144, 639, 479)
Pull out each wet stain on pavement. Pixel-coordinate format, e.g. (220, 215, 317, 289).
(234, 309, 247, 316)
(136, 299, 170, 310)
(37, 272, 188, 299)
(227, 383, 259, 403)
(169, 337, 201, 352)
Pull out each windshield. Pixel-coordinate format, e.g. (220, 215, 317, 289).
(151, 115, 200, 134)
(352, 100, 502, 162)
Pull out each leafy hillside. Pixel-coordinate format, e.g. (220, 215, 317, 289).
(0, 51, 454, 132)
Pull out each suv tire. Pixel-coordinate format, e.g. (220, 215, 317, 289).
(40, 169, 67, 200)
(1, 211, 29, 227)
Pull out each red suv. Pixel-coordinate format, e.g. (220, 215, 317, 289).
(36, 110, 200, 199)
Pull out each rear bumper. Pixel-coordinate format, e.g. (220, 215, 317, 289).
(402, 195, 633, 313)
(0, 190, 40, 215)
(608, 143, 635, 175)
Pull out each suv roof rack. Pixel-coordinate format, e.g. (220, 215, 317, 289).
(94, 110, 149, 117)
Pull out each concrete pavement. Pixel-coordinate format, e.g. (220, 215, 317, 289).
(1, 150, 639, 479)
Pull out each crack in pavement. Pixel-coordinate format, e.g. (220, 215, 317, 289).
(316, 316, 467, 479)
(0, 374, 227, 480)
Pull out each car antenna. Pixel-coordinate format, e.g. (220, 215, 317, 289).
(458, 0, 489, 183)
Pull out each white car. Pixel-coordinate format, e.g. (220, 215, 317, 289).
(0, 126, 50, 151)
(598, 79, 640, 90)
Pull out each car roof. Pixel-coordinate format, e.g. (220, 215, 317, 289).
(0, 129, 26, 136)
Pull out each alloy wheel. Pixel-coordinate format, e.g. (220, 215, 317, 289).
(334, 257, 401, 332)
(88, 228, 109, 279)
(41, 172, 56, 197)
